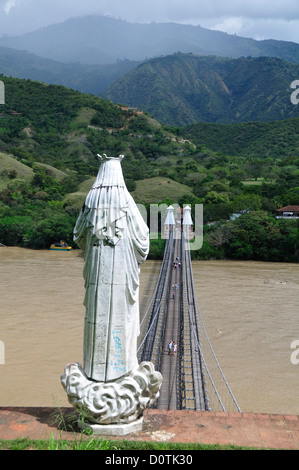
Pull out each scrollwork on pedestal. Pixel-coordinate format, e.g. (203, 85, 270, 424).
(61, 361, 162, 426)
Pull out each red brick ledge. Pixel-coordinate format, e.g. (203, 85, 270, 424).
(0, 407, 298, 449)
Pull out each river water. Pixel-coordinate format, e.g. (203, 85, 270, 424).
(0, 247, 298, 415)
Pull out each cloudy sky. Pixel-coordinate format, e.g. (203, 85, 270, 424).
(1, 0, 299, 43)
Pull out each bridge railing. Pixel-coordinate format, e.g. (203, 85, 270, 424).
(183, 233, 241, 413)
(137, 229, 174, 367)
(180, 234, 209, 411)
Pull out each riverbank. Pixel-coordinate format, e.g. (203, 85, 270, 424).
(0, 407, 298, 450)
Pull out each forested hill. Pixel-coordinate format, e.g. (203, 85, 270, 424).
(182, 117, 299, 159)
(0, 75, 298, 262)
(104, 54, 299, 126)
(0, 75, 192, 182)
(0, 75, 201, 250)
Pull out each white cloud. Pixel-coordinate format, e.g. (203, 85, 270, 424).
(193, 15, 299, 43)
(4, 0, 17, 14)
(208, 17, 245, 36)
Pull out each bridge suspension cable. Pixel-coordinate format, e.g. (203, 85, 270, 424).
(182, 232, 241, 412)
(138, 227, 241, 413)
(138, 229, 174, 366)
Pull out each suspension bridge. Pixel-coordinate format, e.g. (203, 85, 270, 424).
(137, 206, 241, 413)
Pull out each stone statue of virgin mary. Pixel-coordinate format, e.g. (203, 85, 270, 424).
(73, 154, 149, 382)
(61, 155, 162, 432)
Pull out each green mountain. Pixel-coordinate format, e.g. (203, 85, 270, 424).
(104, 53, 299, 126)
(1, 15, 299, 65)
(182, 117, 299, 160)
(0, 75, 193, 184)
(0, 75, 298, 262)
(0, 46, 141, 94)
(0, 75, 203, 251)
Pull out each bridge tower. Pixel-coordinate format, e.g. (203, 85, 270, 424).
(163, 205, 175, 238)
(183, 205, 194, 240)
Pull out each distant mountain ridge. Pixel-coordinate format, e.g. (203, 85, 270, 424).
(0, 46, 141, 94)
(1, 16, 299, 128)
(104, 54, 299, 126)
(1, 15, 299, 65)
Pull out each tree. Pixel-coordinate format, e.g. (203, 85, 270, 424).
(0, 216, 32, 246)
(26, 214, 75, 249)
(230, 193, 262, 212)
(244, 160, 267, 181)
(207, 224, 232, 248)
(204, 191, 229, 205)
(223, 211, 299, 262)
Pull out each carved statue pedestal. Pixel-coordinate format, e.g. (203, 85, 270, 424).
(61, 361, 162, 436)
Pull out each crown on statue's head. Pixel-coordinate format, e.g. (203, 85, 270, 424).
(97, 154, 125, 162)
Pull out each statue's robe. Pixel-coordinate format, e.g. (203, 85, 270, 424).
(73, 157, 149, 382)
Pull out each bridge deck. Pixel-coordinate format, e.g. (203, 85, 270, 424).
(156, 236, 181, 410)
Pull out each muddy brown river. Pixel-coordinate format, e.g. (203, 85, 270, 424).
(0, 247, 298, 414)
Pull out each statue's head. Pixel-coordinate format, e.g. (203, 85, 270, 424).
(97, 154, 125, 162)
(92, 154, 126, 190)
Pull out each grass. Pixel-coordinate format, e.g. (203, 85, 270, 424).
(0, 407, 260, 451)
(131, 176, 194, 204)
(73, 107, 97, 126)
(62, 176, 96, 211)
(34, 162, 68, 180)
(64, 175, 196, 209)
(242, 178, 265, 186)
(0, 152, 34, 189)
(0, 436, 256, 451)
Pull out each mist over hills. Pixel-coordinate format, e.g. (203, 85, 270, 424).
(1, 15, 299, 65)
(0, 46, 141, 94)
